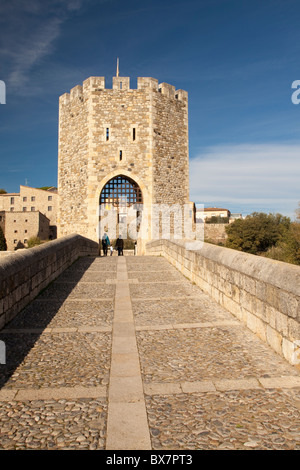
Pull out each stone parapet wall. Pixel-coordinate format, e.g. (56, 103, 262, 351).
(0, 234, 98, 330)
(204, 224, 228, 244)
(146, 239, 300, 366)
(0, 251, 20, 259)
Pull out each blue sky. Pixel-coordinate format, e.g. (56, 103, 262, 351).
(0, 0, 300, 218)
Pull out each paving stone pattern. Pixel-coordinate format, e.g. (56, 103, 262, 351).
(0, 255, 300, 450)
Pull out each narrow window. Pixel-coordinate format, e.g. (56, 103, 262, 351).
(23, 197, 27, 202)
(48, 195, 52, 201)
(23, 207, 27, 212)
(48, 206, 52, 211)
(10, 197, 14, 205)
(106, 128, 110, 141)
(31, 207, 35, 211)
(120, 82, 123, 90)
(119, 150, 123, 161)
(133, 128, 136, 141)
(31, 196, 35, 202)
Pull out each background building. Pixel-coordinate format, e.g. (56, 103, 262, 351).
(0, 211, 50, 251)
(203, 208, 231, 220)
(196, 207, 242, 223)
(0, 186, 58, 241)
(0, 186, 58, 250)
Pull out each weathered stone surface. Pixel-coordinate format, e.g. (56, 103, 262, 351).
(57, 76, 191, 250)
(0, 254, 299, 450)
(146, 239, 300, 366)
(0, 235, 99, 330)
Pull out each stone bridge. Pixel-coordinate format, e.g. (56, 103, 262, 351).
(0, 235, 299, 450)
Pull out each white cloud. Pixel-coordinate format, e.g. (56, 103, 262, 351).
(190, 143, 300, 217)
(0, 0, 97, 90)
(8, 17, 63, 88)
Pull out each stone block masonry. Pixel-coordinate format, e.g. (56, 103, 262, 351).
(145, 239, 300, 367)
(204, 223, 228, 244)
(58, 76, 191, 250)
(0, 234, 98, 330)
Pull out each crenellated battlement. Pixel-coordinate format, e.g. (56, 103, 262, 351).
(59, 76, 187, 106)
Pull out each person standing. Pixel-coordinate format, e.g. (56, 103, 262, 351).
(115, 236, 123, 256)
(102, 233, 110, 256)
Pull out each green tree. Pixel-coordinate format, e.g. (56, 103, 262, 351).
(296, 201, 300, 222)
(225, 212, 291, 255)
(0, 226, 7, 251)
(0, 189, 7, 194)
(27, 236, 42, 248)
(291, 221, 300, 263)
(263, 222, 300, 265)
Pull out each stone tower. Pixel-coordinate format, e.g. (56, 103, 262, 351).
(57, 74, 192, 252)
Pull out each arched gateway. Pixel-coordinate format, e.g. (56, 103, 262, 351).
(99, 175, 143, 244)
(100, 175, 143, 207)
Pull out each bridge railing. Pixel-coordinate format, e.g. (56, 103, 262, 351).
(0, 234, 99, 330)
(146, 239, 300, 367)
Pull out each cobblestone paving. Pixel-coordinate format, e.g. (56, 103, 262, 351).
(1, 331, 111, 389)
(0, 254, 300, 450)
(6, 299, 114, 329)
(0, 398, 107, 450)
(146, 389, 300, 450)
(38, 281, 114, 301)
(136, 326, 299, 383)
(127, 256, 300, 451)
(132, 298, 237, 326)
(0, 256, 116, 450)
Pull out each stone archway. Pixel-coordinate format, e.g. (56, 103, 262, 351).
(99, 174, 144, 248)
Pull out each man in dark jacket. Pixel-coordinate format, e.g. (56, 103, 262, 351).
(116, 236, 123, 256)
(102, 233, 110, 256)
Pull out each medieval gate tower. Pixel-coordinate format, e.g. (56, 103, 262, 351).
(57, 70, 192, 253)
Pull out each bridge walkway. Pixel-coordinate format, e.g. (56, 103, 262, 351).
(0, 255, 299, 450)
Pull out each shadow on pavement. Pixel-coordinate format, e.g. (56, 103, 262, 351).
(0, 257, 97, 389)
